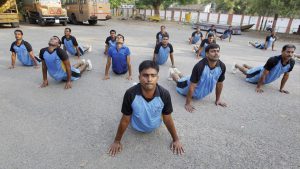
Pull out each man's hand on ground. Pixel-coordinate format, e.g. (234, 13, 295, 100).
(279, 89, 289, 94)
(108, 141, 122, 157)
(64, 81, 72, 89)
(215, 100, 227, 107)
(170, 140, 184, 155)
(103, 75, 110, 80)
(185, 104, 195, 113)
(8, 65, 15, 69)
(126, 76, 132, 80)
(255, 87, 264, 93)
(33, 65, 40, 69)
(40, 80, 49, 88)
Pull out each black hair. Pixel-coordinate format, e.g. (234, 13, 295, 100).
(282, 44, 296, 52)
(162, 35, 169, 39)
(161, 25, 166, 29)
(211, 24, 215, 27)
(14, 29, 23, 35)
(65, 28, 71, 32)
(205, 43, 220, 53)
(208, 33, 214, 38)
(110, 29, 116, 34)
(52, 36, 61, 45)
(139, 60, 159, 73)
(117, 34, 125, 41)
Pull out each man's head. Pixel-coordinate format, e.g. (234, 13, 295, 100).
(110, 29, 116, 38)
(116, 34, 124, 44)
(196, 27, 200, 32)
(281, 44, 296, 60)
(160, 25, 166, 32)
(211, 24, 215, 29)
(14, 29, 23, 40)
(64, 28, 71, 36)
(271, 31, 276, 36)
(205, 43, 220, 62)
(161, 35, 169, 45)
(48, 36, 61, 47)
(138, 60, 159, 91)
(207, 34, 214, 43)
(228, 26, 232, 30)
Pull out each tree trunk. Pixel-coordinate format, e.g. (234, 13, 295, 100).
(152, 0, 161, 16)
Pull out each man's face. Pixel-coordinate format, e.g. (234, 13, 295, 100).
(197, 28, 200, 32)
(206, 48, 220, 62)
(282, 48, 295, 60)
(208, 36, 214, 43)
(229, 26, 232, 30)
(162, 37, 169, 45)
(271, 31, 276, 36)
(139, 68, 159, 91)
(110, 32, 116, 38)
(211, 26, 215, 29)
(64, 29, 71, 36)
(14, 32, 23, 40)
(49, 36, 60, 47)
(161, 26, 165, 32)
(116, 35, 124, 44)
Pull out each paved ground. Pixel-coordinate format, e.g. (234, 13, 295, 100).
(0, 18, 300, 169)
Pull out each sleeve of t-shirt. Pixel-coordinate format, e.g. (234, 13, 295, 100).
(39, 48, 47, 60)
(61, 36, 65, 44)
(105, 37, 110, 45)
(56, 48, 69, 61)
(200, 39, 206, 47)
(207, 29, 211, 33)
(190, 62, 205, 83)
(154, 44, 161, 54)
(126, 47, 131, 56)
(169, 44, 174, 53)
(156, 32, 160, 40)
(160, 88, 173, 115)
(121, 90, 134, 116)
(263, 57, 278, 71)
(192, 31, 196, 37)
(10, 42, 15, 53)
(71, 36, 78, 46)
(288, 59, 295, 72)
(108, 47, 112, 57)
(218, 62, 226, 82)
(23, 41, 33, 52)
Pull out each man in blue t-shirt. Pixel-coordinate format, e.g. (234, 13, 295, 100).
(170, 44, 227, 112)
(108, 60, 184, 156)
(104, 34, 132, 80)
(9, 30, 39, 69)
(40, 36, 92, 89)
(195, 34, 215, 59)
(248, 31, 277, 51)
(189, 27, 203, 44)
(205, 24, 217, 38)
(104, 29, 117, 55)
(153, 36, 175, 67)
(232, 44, 296, 94)
(156, 25, 169, 45)
(219, 26, 233, 42)
(61, 28, 91, 59)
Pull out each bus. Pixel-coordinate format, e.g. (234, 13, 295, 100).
(64, 0, 111, 25)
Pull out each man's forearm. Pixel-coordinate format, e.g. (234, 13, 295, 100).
(256, 76, 265, 89)
(42, 62, 47, 81)
(163, 116, 179, 141)
(114, 116, 130, 142)
(128, 64, 132, 76)
(215, 82, 223, 101)
(170, 54, 174, 66)
(11, 54, 16, 66)
(280, 74, 289, 90)
(105, 63, 111, 76)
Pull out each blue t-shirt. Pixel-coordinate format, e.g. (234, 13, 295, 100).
(154, 43, 174, 65)
(10, 40, 34, 66)
(108, 45, 131, 74)
(61, 35, 79, 56)
(121, 84, 173, 133)
(105, 36, 117, 48)
(191, 31, 203, 44)
(39, 47, 80, 81)
(246, 55, 295, 84)
(199, 39, 214, 58)
(176, 58, 226, 100)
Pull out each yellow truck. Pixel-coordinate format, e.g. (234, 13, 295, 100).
(23, 0, 68, 26)
(0, 0, 19, 27)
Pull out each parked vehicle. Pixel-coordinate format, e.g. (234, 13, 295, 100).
(0, 0, 19, 28)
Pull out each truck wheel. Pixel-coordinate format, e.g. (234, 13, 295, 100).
(88, 20, 97, 25)
(11, 22, 20, 28)
(62, 21, 67, 26)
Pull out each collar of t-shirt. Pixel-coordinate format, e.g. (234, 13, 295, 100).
(14, 40, 24, 47)
(65, 35, 74, 40)
(203, 58, 221, 70)
(137, 83, 160, 102)
(46, 47, 59, 54)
